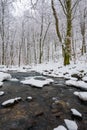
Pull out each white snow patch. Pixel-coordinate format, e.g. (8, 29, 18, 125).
(53, 125, 67, 130)
(27, 96, 32, 100)
(2, 97, 21, 106)
(74, 91, 79, 96)
(21, 77, 54, 88)
(74, 92, 87, 101)
(0, 82, 3, 86)
(9, 78, 19, 82)
(25, 76, 46, 80)
(71, 108, 82, 117)
(0, 65, 7, 72)
(65, 80, 87, 90)
(70, 77, 78, 81)
(82, 76, 87, 82)
(64, 119, 78, 130)
(0, 91, 4, 96)
(0, 72, 11, 82)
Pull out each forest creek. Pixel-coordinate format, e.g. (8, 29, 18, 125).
(0, 71, 87, 130)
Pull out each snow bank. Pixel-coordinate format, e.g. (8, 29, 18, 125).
(21, 77, 54, 88)
(0, 72, 11, 82)
(64, 119, 78, 130)
(53, 125, 67, 130)
(31, 61, 87, 82)
(65, 80, 87, 90)
(74, 91, 87, 101)
(0, 65, 7, 72)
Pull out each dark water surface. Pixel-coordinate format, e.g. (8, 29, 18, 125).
(0, 71, 87, 130)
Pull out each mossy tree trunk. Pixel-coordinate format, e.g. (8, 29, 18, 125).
(81, 36, 86, 55)
(64, 0, 72, 65)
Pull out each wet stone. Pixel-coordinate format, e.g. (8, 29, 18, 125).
(1, 97, 22, 107)
(71, 73, 82, 80)
(29, 101, 44, 117)
(71, 114, 82, 121)
(26, 96, 33, 101)
(51, 100, 69, 112)
(53, 112, 63, 118)
(0, 108, 11, 114)
(51, 108, 59, 113)
(34, 110, 44, 117)
(4, 118, 35, 130)
(44, 70, 48, 72)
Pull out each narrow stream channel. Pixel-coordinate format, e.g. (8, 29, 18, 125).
(0, 71, 87, 130)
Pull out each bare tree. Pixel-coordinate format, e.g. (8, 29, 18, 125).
(51, 0, 81, 65)
(1, 0, 5, 65)
(0, 0, 13, 65)
(79, 7, 87, 55)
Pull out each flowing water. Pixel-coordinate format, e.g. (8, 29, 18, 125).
(0, 71, 87, 130)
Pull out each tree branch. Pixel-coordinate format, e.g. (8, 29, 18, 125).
(31, 0, 39, 9)
(51, 0, 62, 43)
(42, 22, 51, 48)
(59, 0, 67, 16)
(71, 0, 81, 12)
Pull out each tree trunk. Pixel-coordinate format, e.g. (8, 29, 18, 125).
(80, 7, 87, 55)
(64, 0, 72, 65)
(39, 15, 43, 64)
(64, 50, 70, 65)
(10, 44, 14, 65)
(18, 42, 21, 67)
(1, 2, 5, 65)
(81, 35, 86, 55)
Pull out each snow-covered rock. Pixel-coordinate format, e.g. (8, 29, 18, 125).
(74, 91, 79, 96)
(0, 91, 4, 96)
(0, 82, 3, 86)
(64, 119, 78, 130)
(0, 72, 11, 82)
(64, 75, 78, 81)
(71, 108, 82, 117)
(21, 77, 54, 88)
(26, 96, 32, 101)
(53, 125, 67, 130)
(65, 80, 87, 90)
(9, 78, 19, 82)
(2, 97, 22, 107)
(74, 91, 87, 101)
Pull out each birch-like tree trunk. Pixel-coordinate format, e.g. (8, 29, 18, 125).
(1, 1, 5, 65)
(80, 8, 87, 55)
